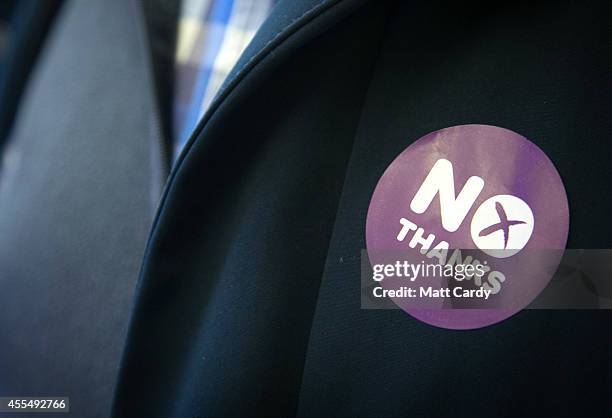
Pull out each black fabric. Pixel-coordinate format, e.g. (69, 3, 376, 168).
(114, 0, 390, 416)
(298, 1, 612, 417)
(0, 0, 610, 417)
(0, 0, 155, 416)
(0, 0, 64, 152)
(115, 0, 612, 417)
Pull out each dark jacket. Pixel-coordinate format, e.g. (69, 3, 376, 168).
(0, 0, 610, 417)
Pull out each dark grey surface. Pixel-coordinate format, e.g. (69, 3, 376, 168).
(0, 0, 154, 416)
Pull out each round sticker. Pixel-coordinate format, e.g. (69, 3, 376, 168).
(365, 124, 569, 329)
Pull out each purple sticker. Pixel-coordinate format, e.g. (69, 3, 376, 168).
(365, 125, 569, 329)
